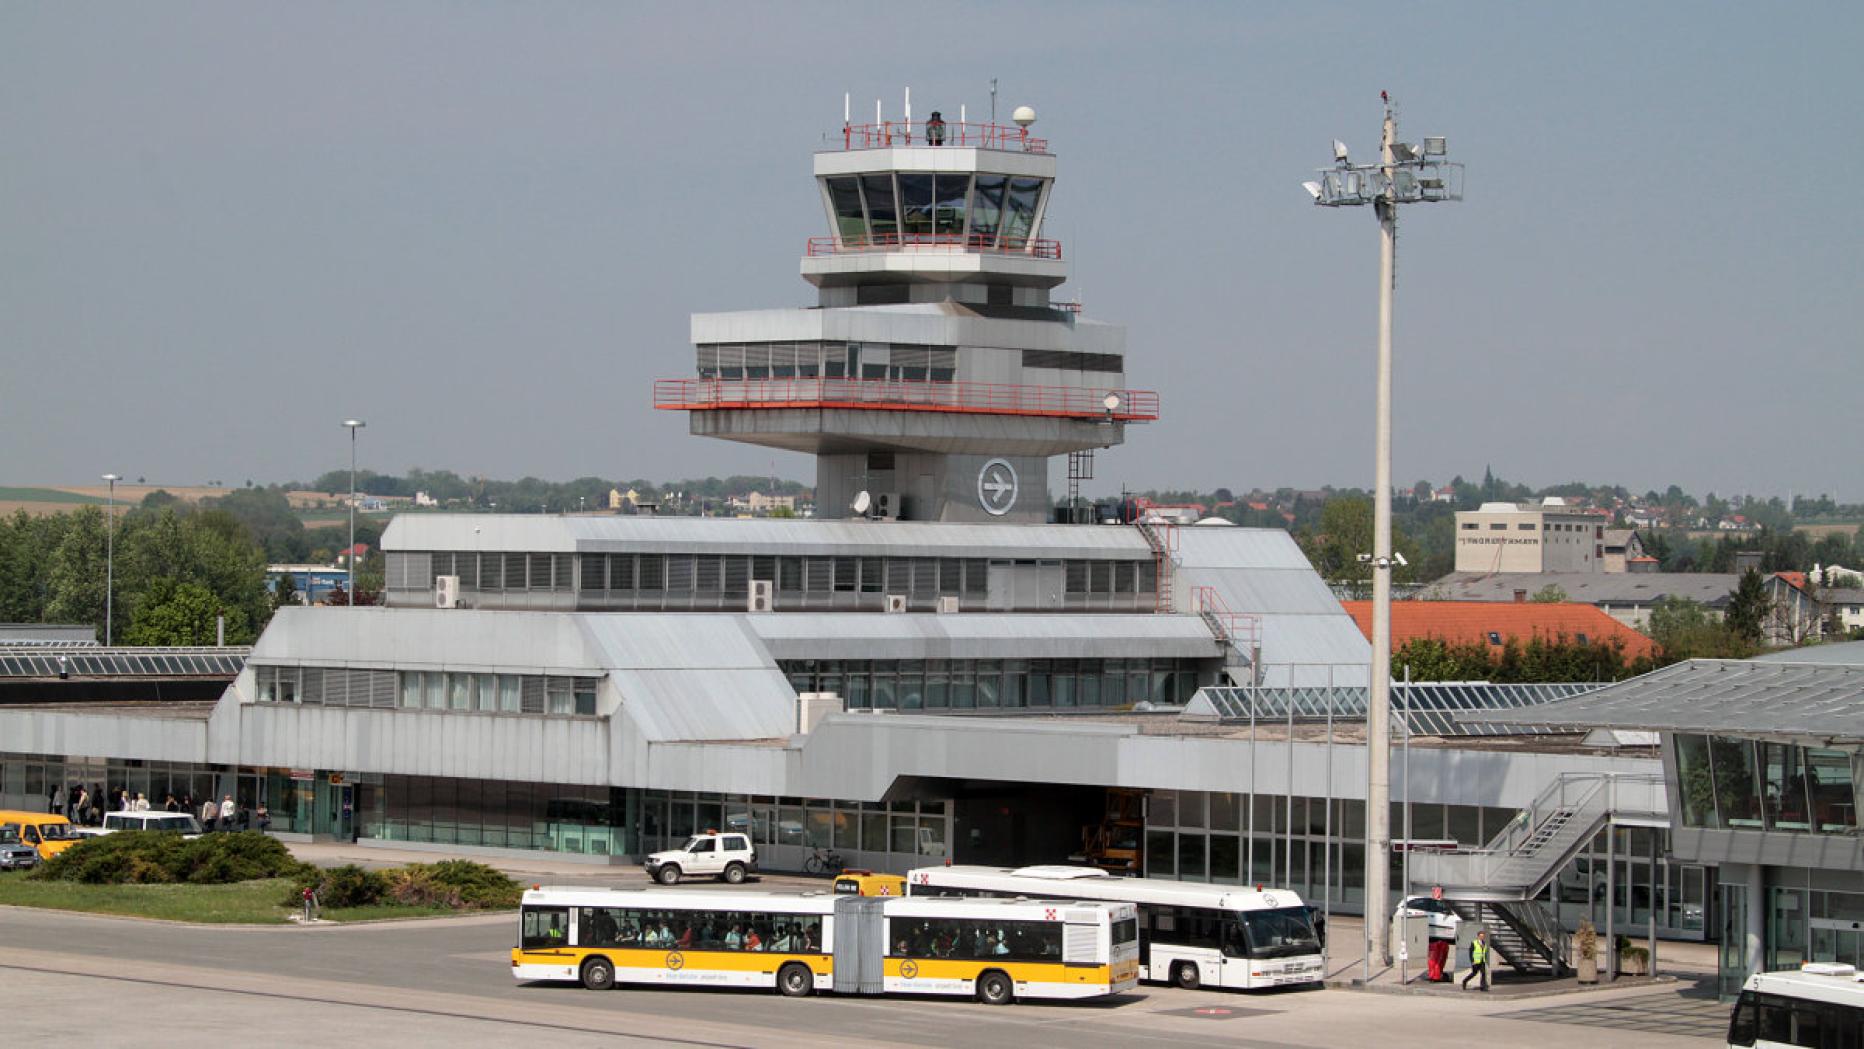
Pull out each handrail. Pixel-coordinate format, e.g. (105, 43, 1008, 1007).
(806, 234, 1062, 260)
(1191, 585, 1263, 649)
(654, 377, 1159, 422)
(833, 120, 1049, 155)
(1410, 771, 1668, 894)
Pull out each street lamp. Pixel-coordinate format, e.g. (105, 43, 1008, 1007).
(101, 473, 119, 644)
(1306, 96, 1461, 971)
(343, 420, 366, 605)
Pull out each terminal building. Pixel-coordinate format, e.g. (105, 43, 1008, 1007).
(0, 110, 1753, 977)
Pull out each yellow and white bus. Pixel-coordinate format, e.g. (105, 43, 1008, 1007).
(511, 886, 1139, 1005)
(907, 865, 1323, 990)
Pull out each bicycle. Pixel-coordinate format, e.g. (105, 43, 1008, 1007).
(801, 847, 843, 876)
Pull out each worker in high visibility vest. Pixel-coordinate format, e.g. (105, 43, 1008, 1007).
(1461, 929, 1491, 992)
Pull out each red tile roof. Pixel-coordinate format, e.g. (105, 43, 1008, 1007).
(1340, 601, 1655, 660)
(1775, 571, 1808, 591)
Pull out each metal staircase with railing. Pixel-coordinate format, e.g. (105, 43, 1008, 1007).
(1406, 772, 1667, 975)
(1135, 518, 1177, 613)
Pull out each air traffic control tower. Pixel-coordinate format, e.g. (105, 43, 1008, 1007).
(656, 109, 1157, 523)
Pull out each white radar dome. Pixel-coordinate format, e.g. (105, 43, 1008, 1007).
(1012, 105, 1037, 128)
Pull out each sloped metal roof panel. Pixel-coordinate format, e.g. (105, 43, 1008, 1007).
(747, 613, 1219, 661)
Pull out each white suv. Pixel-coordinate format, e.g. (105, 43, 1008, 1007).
(74, 812, 205, 839)
(643, 832, 757, 885)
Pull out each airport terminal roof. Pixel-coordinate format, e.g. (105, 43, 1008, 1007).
(1459, 656, 1864, 742)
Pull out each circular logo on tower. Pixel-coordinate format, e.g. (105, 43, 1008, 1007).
(977, 459, 1019, 516)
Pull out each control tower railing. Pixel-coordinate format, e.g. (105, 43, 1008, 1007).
(833, 121, 1048, 154)
(807, 234, 1062, 260)
(655, 378, 1158, 422)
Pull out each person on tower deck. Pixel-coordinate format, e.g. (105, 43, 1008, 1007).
(925, 111, 946, 146)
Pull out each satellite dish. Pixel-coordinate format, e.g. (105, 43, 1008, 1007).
(850, 490, 872, 515)
(1012, 105, 1037, 128)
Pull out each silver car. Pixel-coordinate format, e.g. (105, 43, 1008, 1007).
(0, 825, 38, 870)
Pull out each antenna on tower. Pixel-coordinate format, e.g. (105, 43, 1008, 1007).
(904, 86, 911, 124)
(990, 78, 998, 123)
(843, 92, 850, 127)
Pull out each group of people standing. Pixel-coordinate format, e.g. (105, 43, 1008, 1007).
(47, 783, 270, 832)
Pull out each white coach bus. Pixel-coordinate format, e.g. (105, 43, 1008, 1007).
(907, 865, 1323, 990)
(1727, 963, 1864, 1049)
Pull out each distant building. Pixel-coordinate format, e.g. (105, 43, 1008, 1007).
(1599, 529, 1647, 573)
(738, 491, 796, 514)
(1418, 571, 1742, 630)
(413, 491, 439, 508)
(266, 565, 348, 606)
(1766, 572, 1864, 644)
(334, 544, 370, 568)
(1341, 600, 1657, 661)
(1453, 498, 1605, 574)
(0, 623, 97, 646)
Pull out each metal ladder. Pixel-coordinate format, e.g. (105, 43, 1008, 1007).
(1136, 519, 1177, 613)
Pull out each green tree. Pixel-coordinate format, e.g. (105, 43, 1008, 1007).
(1530, 584, 1569, 603)
(1724, 568, 1771, 645)
(0, 510, 67, 623)
(1647, 596, 1755, 660)
(125, 579, 250, 645)
(272, 570, 299, 609)
(45, 507, 110, 636)
(208, 486, 306, 562)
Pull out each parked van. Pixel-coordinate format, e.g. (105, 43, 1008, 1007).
(0, 811, 82, 861)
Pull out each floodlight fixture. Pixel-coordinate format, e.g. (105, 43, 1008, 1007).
(1302, 180, 1323, 200)
(1332, 139, 1350, 164)
(1102, 392, 1122, 413)
(1423, 136, 1446, 156)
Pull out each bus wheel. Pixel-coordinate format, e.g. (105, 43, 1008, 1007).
(977, 970, 1014, 1006)
(656, 865, 681, 885)
(580, 957, 616, 991)
(723, 862, 747, 884)
(1172, 962, 1201, 990)
(777, 962, 814, 997)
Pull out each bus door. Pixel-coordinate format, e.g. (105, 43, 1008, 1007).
(832, 896, 885, 995)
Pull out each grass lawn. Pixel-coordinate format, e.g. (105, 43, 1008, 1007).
(0, 875, 503, 924)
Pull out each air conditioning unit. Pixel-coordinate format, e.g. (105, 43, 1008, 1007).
(884, 594, 908, 613)
(435, 575, 461, 609)
(748, 579, 774, 612)
(936, 596, 960, 614)
(873, 492, 901, 519)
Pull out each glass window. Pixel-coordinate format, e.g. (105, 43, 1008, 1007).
(860, 174, 897, 243)
(520, 906, 569, 949)
(969, 173, 1006, 243)
(1761, 743, 1813, 831)
(424, 670, 445, 709)
(826, 176, 866, 243)
(1805, 747, 1858, 833)
(1002, 177, 1044, 246)
(499, 674, 522, 713)
(449, 673, 470, 711)
(898, 173, 933, 237)
(1711, 737, 1765, 828)
(742, 346, 770, 382)
(1177, 833, 1207, 881)
(574, 683, 597, 717)
(933, 174, 969, 237)
(398, 671, 420, 709)
(1675, 734, 1718, 828)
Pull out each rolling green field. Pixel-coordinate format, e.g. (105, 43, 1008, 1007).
(0, 487, 105, 504)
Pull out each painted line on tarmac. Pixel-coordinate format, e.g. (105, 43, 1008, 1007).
(0, 959, 759, 1049)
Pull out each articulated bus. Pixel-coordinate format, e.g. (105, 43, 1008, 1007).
(1727, 963, 1864, 1049)
(907, 865, 1323, 991)
(512, 886, 1139, 1005)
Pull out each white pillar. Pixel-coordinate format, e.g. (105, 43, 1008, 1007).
(1365, 104, 1397, 968)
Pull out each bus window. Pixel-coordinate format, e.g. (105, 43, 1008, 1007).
(521, 906, 569, 949)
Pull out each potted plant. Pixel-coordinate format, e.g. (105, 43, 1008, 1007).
(1575, 919, 1599, 983)
(1617, 934, 1649, 976)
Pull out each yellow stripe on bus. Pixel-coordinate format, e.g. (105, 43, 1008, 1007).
(513, 947, 831, 977)
(883, 957, 1112, 984)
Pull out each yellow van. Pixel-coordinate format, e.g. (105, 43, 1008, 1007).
(832, 870, 907, 897)
(0, 811, 82, 861)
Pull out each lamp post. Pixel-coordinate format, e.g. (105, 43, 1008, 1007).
(1304, 96, 1461, 969)
(101, 473, 119, 644)
(343, 420, 366, 605)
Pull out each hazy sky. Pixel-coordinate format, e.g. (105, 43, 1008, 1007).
(4, 3, 1859, 501)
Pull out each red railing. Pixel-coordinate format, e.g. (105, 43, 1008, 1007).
(806, 234, 1062, 260)
(834, 121, 1048, 154)
(654, 378, 1158, 422)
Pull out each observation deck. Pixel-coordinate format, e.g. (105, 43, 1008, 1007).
(827, 120, 1049, 155)
(654, 377, 1158, 423)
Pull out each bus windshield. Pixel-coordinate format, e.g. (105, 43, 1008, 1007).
(1225, 907, 1321, 959)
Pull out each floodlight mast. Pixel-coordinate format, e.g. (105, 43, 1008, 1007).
(1305, 97, 1461, 975)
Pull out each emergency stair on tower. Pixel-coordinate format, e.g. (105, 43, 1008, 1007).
(1405, 772, 1667, 976)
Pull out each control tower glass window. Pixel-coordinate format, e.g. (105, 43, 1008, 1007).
(969, 174, 1006, 244)
(827, 177, 866, 244)
(860, 174, 898, 244)
(934, 175, 969, 236)
(898, 174, 933, 236)
(1002, 177, 1046, 246)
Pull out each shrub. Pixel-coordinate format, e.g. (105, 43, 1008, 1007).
(321, 865, 389, 908)
(424, 860, 522, 909)
(32, 831, 303, 886)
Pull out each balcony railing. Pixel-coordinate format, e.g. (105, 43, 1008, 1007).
(654, 378, 1158, 422)
(831, 121, 1049, 155)
(806, 234, 1062, 260)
